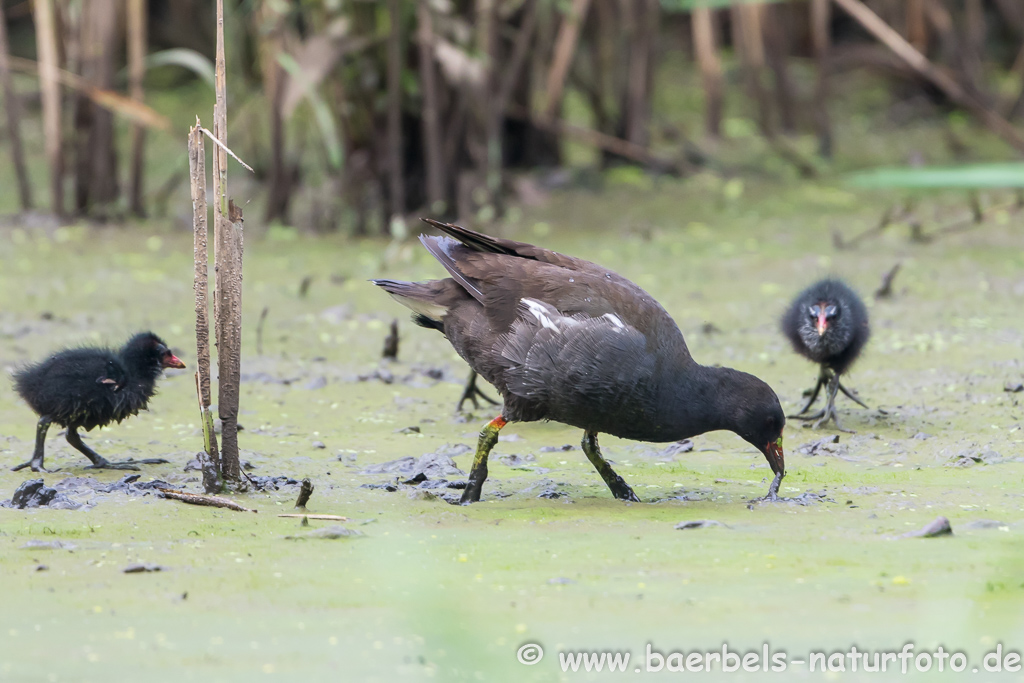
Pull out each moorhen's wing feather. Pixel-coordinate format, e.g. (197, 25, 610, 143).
(420, 233, 689, 356)
(495, 299, 659, 432)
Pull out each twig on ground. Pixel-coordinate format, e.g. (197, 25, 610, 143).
(158, 488, 255, 513)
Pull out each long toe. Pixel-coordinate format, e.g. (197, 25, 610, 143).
(11, 461, 54, 473)
(791, 408, 826, 422)
(839, 382, 870, 409)
(474, 387, 500, 406)
(84, 461, 142, 471)
(132, 458, 171, 465)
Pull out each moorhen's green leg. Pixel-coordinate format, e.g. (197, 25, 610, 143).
(837, 380, 870, 409)
(66, 427, 170, 470)
(811, 374, 856, 433)
(460, 416, 506, 504)
(790, 367, 828, 418)
(581, 431, 640, 502)
(12, 416, 54, 472)
(456, 370, 500, 413)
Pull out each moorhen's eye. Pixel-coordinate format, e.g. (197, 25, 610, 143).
(825, 305, 838, 319)
(807, 305, 819, 318)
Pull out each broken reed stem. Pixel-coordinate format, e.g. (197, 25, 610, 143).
(212, 0, 227, 342)
(158, 488, 255, 513)
(188, 123, 219, 465)
(211, 0, 243, 486)
(216, 200, 244, 485)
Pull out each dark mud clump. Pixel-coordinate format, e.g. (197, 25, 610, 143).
(3, 474, 179, 511)
(675, 520, 729, 530)
(284, 525, 364, 540)
(360, 446, 468, 479)
(637, 440, 694, 461)
(901, 516, 953, 538)
(797, 435, 844, 456)
(3, 479, 81, 510)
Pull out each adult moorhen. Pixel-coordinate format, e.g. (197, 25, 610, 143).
(781, 278, 870, 432)
(11, 332, 185, 472)
(373, 220, 786, 504)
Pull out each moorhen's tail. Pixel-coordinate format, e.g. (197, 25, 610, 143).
(421, 218, 511, 255)
(371, 278, 466, 332)
(417, 235, 485, 302)
(420, 218, 582, 271)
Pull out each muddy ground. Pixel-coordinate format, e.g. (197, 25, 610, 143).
(1, 175, 1023, 681)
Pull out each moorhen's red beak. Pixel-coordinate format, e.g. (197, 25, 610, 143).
(164, 354, 186, 370)
(763, 436, 785, 500)
(764, 437, 785, 476)
(816, 309, 828, 336)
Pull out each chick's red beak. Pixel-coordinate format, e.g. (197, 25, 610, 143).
(765, 437, 785, 477)
(816, 309, 828, 336)
(164, 354, 186, 370)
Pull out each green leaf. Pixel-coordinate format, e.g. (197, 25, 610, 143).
(846, 164, 1024, 189)
(277, 53, 344, 170)
(145, 49, 216, 88)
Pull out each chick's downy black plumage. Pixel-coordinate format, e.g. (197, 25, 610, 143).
(781, 279, 870, 432)
(11, 332, 185, 472)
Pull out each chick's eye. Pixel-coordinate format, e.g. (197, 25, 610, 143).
(825, 305, 838, 318)
(807, 305, 819, 318)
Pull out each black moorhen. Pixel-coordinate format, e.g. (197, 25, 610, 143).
(373, 220, 786, 504)
(11, 332, 185, 472)
(781, 278, 870, 432)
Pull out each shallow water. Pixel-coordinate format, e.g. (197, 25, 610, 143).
(1, 179, 1023, 681)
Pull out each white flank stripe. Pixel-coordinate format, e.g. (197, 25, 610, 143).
(602, 313, 625, 329)
(522, 299, 560, 332)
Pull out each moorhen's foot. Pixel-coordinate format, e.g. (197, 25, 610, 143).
(814, 411, 855, 434)
(11, 460, 55, 473)
(456, 371, 500, 413)
(82, 458, 169, 471)
(459, 477, 485, 505)
(799, 401, 855, 433)
(608, 477, 641, 503)
(581, 431, 640, 502)
(837, 381, 870, 409)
